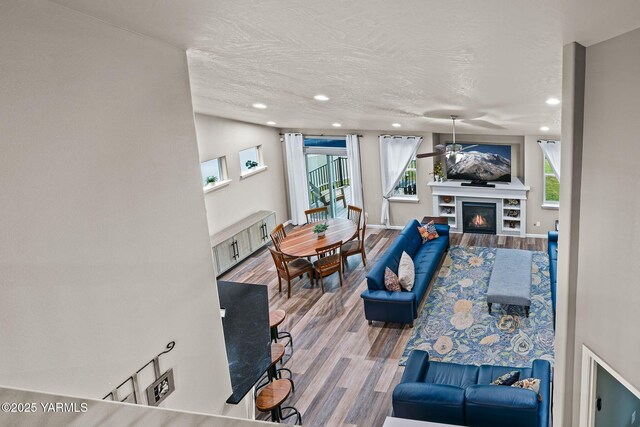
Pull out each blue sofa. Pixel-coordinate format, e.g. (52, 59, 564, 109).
(548, 231, 558, 326)
(360, 219, 449, 326)
(393, 350, 551, 427)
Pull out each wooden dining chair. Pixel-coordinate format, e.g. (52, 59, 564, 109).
(313, 241, 343, 294)
(268, 247, 314, 298)
(305, 206, 328, 223)
(270, 223, 287, 250)
(342, 216, 367, 270)
(346, 205, 362, 241)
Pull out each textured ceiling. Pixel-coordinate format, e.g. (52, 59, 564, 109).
(50, 0, 640, 134)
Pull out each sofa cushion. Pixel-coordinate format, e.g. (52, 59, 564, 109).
(392, 383, 466, 425)
(365, 235, 409, 291)
(384, 267, 402, 292)
(400, 219, 423, 257)
(465, 385, 539, 427)
(425, 361, 479, 389)
(398, 251, 415, 291)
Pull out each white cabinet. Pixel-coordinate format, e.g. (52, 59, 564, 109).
(211, 211, 276, 276)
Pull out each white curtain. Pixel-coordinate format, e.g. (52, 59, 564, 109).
(538, 140, 561, 180)
(346, 134, 364, 209)
(379, 135, 423, 226)
(284, 133, 310, 225)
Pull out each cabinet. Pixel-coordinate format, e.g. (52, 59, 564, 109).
(211, 211, 276, 276)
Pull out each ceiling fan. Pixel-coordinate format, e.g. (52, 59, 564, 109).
(416, 115, 457, 159)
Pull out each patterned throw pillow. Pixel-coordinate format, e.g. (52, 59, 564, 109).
(418, 221, 439, 243)
(491, 370, 520, 386)
(384, 267, 402, 292)
(398, 251, 415, 291)
(512, 378, 542, 401)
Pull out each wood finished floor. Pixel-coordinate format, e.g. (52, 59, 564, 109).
(219, 229, 548, 426)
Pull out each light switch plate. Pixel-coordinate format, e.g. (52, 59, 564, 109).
(145, 368, 175, 407)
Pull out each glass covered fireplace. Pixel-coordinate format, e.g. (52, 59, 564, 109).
(462, 202, 497, 234)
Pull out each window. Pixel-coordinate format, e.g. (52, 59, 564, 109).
(239, 145, 266, 177)
(393, 158, 417, 198)
(543, 156, 560, 206)
(200, 156, 229, 192)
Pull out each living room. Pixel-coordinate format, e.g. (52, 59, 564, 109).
(2, 1, 640, 427)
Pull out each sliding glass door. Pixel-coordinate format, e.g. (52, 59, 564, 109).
(304, 137, 351, 218)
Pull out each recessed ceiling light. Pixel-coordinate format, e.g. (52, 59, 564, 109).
(546, 98, 561, 105)
(266, 121, 276, 126)
(252, 103, 267, 109)
(314, 94, 330, 101)
(392, 123, 402, 128)
(540, 126, 550, 131)
(332, 123, 342, 128)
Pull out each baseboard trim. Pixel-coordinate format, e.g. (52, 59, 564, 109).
(368, 224, 403, 230)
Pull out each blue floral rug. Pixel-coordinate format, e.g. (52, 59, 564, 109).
(400, 246, 555, 368)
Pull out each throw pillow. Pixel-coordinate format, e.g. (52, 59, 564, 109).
(398, 251, 415, 291)
(425, 220, 439, 240)
(512, 378, 542, 401)
(384, 267, 402, 292)
(491, 370, 520, 386)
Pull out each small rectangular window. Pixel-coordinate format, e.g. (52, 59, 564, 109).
(543, 157, 560, 205)
(239, 145, 264, 174)
(201, 156, 228, 189)
(393, 158, 417, 197)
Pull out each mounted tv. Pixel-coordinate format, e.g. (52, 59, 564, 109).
(445, 143, 511, 182)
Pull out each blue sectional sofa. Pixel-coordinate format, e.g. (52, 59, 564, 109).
(393, 350, 551, 427)
(360, 219, 449, 326)
(548, 231, 558, 326)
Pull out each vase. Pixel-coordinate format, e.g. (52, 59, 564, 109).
(317, 232, 326, 238)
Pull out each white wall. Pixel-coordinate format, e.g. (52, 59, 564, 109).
(568, 26, 640, 422)
(194, 114, 289, 234)
(0, 0, 234, 416)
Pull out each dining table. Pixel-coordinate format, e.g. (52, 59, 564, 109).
(279, 218, 358, 258)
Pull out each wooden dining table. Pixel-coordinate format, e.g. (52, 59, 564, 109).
(279, 218, 358, 258)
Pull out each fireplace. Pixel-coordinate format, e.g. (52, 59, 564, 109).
(462, 202, 497, 234)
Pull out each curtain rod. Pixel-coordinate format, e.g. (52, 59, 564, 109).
(379, 135, 423, 138)
(537, 139, 558, 143)
(279, 133, 363, 137)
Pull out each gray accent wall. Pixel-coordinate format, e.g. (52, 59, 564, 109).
(572, 27, 640, 422)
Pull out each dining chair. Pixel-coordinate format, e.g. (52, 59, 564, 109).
(346, 205, 362, 241)
(270, 223, 287, 250)
(342, 215, 367, 270)
(313, 241, 343, 294)
(268, 247, 314, 298)
(305, 206, 328, 223)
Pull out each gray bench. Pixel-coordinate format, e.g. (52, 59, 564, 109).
(487, 249, 532, 317)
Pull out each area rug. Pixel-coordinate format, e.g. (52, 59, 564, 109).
(399, 245, 555, 368)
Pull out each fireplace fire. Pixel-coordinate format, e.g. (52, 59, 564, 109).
(462, 202, 497, 234)
(471, 214, 488, 227)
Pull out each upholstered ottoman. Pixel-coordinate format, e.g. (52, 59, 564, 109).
(487, 249, 532, 317)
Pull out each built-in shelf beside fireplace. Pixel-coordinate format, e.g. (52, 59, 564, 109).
(428, 178, 530, 237)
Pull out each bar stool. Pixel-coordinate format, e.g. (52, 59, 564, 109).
(256, 343, 294, 395)
(255, 379, 301, 424)
(269, 309, 293, 353)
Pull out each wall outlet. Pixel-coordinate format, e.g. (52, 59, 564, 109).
(534, 221, 541, 227)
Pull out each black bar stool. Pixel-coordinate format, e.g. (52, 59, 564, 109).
(256, 379, 301, 424)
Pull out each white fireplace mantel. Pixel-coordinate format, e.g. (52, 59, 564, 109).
(428, 178, 529, 236)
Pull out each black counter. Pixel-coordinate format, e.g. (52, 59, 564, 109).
(217, 281, 271, 404)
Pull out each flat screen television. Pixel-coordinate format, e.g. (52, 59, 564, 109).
(445, 143, 511, 182)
